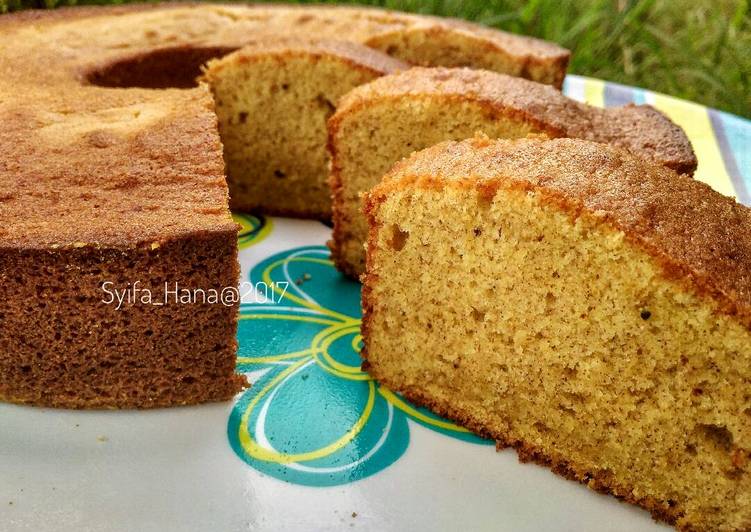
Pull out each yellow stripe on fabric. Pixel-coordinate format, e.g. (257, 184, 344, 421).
(581, 77, 606, 108)
(648, 93, 735, 197)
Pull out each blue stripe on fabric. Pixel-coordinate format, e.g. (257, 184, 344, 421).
(710, 110, 751, 205)
(603, 82, 634, 107)
(631, 87, 647, 105)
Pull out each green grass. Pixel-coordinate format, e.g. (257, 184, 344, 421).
(2, 0, 749, 118)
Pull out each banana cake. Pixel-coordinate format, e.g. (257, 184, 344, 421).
(0, 4, 568, 407)
(362, 137, 750, 532)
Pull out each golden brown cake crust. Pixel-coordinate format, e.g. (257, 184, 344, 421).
(0, 2, 569, 87)
(335, 67, 697, 174)
(0, 2, 569, 65)
(363, 137, 751, 332)
(0, 87, 236, 250)
(202, 37, 409, 80)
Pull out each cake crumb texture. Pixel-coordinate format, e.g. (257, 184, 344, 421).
(0, 232, 246, 409)
(203, 39, 407, 219)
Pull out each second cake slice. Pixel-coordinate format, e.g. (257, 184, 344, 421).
(328, 67, 697, 276)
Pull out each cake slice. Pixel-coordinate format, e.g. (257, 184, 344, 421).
(202, 39, 407, 219)
(328, 67, 697, 276)
(362, 137, 750, 531)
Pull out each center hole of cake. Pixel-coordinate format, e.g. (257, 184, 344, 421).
(86, 46, 236, 89)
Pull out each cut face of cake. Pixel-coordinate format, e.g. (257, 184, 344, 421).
(362, 137, 750, 532)
(328, 67, 697, 277)
(203, 39, 407, 219)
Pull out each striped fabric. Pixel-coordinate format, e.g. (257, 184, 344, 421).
(563, 75, 751, 206)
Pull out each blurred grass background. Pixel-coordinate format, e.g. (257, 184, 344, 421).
(2, 0, 749, 118)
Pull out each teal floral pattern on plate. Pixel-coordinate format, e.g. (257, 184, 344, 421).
(228, 246, 490, 487)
